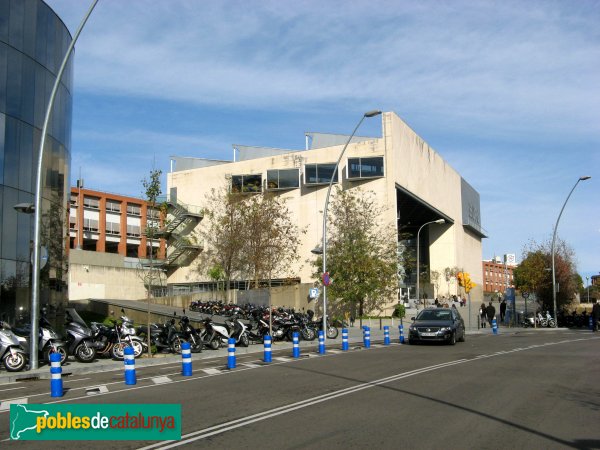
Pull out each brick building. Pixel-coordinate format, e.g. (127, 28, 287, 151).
(482, 258, 516, 294)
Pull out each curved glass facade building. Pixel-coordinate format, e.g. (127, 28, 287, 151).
(0, 0, 73, 324)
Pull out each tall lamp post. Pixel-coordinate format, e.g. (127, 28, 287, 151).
(416, 219, 445, 307)
(321, 110, 382, 344)
(29, 0, 98, 369)
(551, 175, 591, 326)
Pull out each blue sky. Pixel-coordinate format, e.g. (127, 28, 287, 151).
(46, 0, 599, 282)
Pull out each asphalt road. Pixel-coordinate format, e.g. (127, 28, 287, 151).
(1, 330, 598, 449)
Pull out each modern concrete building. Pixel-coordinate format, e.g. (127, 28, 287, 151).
(0, 0, 73, 323)
(69, 186, 166, 259)
(165, 112, 486, 308)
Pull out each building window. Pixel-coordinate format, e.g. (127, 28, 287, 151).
(266, 169, 300, 190)
(231, 174, 262, 193)
(69, 217, 76, 230)
(127, 225, 141, 237)
(83, 197, 100, 209)
(147, 208, 160, 219)
(106, 222, 120, 235)
(347, 156, 384, 179)
(304, 163, 338, 185)
(83, 218, 99, 232)
(70, 194, 78, 205)
(127, 204, 142, 216)
(106, 200, 121, 213)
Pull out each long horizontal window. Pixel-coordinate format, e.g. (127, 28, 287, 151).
(106, 222, 121, 235)
(106, 200, 121, 213)
(267, 169, 300, 190)
(305, 163, 338, 185)
(347, 156, 384, 179)
(231, 174, 262, 193)
(127, 204, 141, 216)
(83, 197, 99, 209)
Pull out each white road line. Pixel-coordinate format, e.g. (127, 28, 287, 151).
(63, 377, 92, 383)
(274, 357, 291, 362)
(0, 397, 28, 411)
(241, 363, 261, 368)
(138, 360, 469, 450)
(152, 376, 173, 384)
(0, 386, 26, 393)
(202, 368, 222, 375)
(86, 385, 108, 395)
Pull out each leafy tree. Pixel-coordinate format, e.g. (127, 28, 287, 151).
(444, 266, 459, 297)
(314, 188, 398, 319)
(199, 186, 247, 302)
(141, 168, 163, 357)
(513, 238, 577, 312)
(430, 270, 441, 299)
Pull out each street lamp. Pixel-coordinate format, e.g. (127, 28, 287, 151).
(416, 219, 445, 308)
(29, 0, 98, 369)
(551, 175, 591, 326)
(321, 110, 382, 344)
(586, 276, 590, 303)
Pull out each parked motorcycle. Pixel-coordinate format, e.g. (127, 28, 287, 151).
(137, 313, 187, 354)
(14, 312, 68, 365)
(64, 308, 97, 363)
(179, 312, 202, 353)
(0, 321, 27, 372)
(91, 313, 144, 360)
(200, 315, 250, 349)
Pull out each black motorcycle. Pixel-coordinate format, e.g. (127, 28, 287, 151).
(137, 315, 187, 354)
(179, 312, 203, 353)
(64, 308, 97, 363)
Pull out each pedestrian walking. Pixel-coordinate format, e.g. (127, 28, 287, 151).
(480, 302, 487, 328)
(486, 301, 496, 327)
(500, 299, 507, 323)
(592, 299, 600, 332)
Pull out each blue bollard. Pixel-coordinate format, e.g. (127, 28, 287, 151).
(181, 341, 192, 376)
(292, 332, 300, 358)
(399, 324, 405, 344)
(263, 336, 272, 363)
(492, 318, 498, 335)
(384, 326, 390, 345)
(227, 338, 236, 369)
(50, 352, 63, 397)
(318, 330, 325, 354)
(364, 327, 371, 348)
(341, 328, 349, 351)
(124, 346, 136, 385)
(590, 316, 594, 331)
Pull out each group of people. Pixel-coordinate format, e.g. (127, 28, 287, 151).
(479, 301, 499, 328)
(432, 295, 467, 308)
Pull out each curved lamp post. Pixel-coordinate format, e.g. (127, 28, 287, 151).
(416, 219, 445, 308)
(551, 175, 591, 325)
(321, 110, 382, 343)
(30, 0, 99, 369)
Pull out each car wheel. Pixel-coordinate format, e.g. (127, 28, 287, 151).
(449, 332, 456, 345)
(458, 330, 466, 342)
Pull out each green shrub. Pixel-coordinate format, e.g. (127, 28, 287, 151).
(392, 304, 406, 319)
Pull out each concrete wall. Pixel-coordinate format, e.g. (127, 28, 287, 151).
(68, 250, 149, 301)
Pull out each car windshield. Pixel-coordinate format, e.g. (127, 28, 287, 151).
(416, 310, 452, 321)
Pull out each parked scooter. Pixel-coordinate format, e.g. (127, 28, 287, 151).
(201, 315, 250, 349)
(91, 311, 144, 360)
(137, 313, 187, 354)
(0, 321, 27, 372)
(13, 311, 68, 365)
(64, 308, 97, 363)
(179, 311, 202, 353)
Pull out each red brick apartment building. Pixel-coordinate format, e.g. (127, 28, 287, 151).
(482, 259, 515, 294)
(69, 187, 166, 259)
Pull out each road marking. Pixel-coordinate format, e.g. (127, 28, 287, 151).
(63, 377, 91, 383)
(241, 363, 261, 368)
(86, 385, 108, 395)
(138, 360, 469, 450)
(274, 357, 291, 362)
(327, 349, 342, 354)
(0, 386, 26, 393)
(202, 368, 222, 375)
(0, 397, 28, 411)
(152, 376, 172, 384)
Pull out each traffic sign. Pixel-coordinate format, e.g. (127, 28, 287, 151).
(522, 292, 529, 299)
(309, 288, 320, 299)
(322, 272, 331, 286)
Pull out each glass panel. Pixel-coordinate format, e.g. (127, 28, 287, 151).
(348, 158, 361, 178)
(3, 116, 18, 189)
(277, 169, 299, 189)
(0, 0, 9, 43)
(231, 175, 243, 193)
(1, 186, 18, 260)
(242, 174, 261, 193)
(0, 44, 7, 113)
(6, 47, 22, 118)
(316, 163, 337, 184)
(0, 114, 5, 185)
(266, 170, 279, 189)
(305, 165, 318, 184)
(360, 157, 384, 177)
